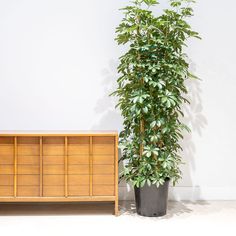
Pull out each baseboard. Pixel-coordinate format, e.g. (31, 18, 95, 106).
(119, 186, 236, 201)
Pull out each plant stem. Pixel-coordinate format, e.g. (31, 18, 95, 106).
(140, 114, 144, 157)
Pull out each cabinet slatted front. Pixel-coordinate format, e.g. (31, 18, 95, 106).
(0, 131, 118, 215)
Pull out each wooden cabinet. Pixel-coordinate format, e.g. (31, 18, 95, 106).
(0, 131, 118, 215)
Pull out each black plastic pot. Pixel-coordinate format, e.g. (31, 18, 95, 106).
(134, 179, 170, 217)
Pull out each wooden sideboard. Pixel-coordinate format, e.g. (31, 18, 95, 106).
(0, 131, 118, 215)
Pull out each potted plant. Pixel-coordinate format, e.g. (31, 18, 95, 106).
(111, 0, 200, 216)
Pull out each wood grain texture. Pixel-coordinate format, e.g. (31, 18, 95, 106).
(17, 186, 40, 197)
(18, 156, 39, 165)
(43, 145, 64, 156)
(17, 165, 40, 175)
(93, 165, 115, 175)
(68, 155, 89, 165)
(14, 137, 17, 197)
(0, 155, 14, 164)
(0, 165, 14, 174)
(68, 185, 89, 196)
(0, 175, 14, 185)
(43, 155, 64, 165)
(0, 186, 14, 196)
(68, 175, 89, 185)
(43, 175, 65, 186)
(43, 165, 64, 175)
(89, 136, 93, 196)
(115, 134, 119, 216)
(17, 145, 39, 156)
(65, 136, 68, 197)
(0, 145, 14, 155)
(93, 155, 114, 165)
(0, 137, 14, 144)
(68, 145, 89, 155)
(93, 175, 114, 185)
(43, 186, 65, 197)
(68, 165, 89, 175)
(40, 137, 43, 197)
(93, 185, 114, 196)
(18, 175, 39, 186)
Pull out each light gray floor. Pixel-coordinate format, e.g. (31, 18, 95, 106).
(0, 201, 235, 236)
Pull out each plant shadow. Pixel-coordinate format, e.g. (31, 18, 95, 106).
(119, 200, 210, 219)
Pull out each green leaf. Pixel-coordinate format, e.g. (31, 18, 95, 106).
(166, 99, 171, 108)
(150, 121, 156, 128)
(143, 107, 148, 113)
(143, 0, 159, 6)
(140, 179, 146, 187)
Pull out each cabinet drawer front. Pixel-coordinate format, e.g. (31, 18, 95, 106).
(68, 155, 89, 165)
(93, 165, 114, 175)
(18, 175, 39, 186)
(0, 165, 14, 174)
(93, 155, 114, 165)
(93, 185, 114, 196)
(0, 186, 13, 196)
(0, 146, 14, 155)
(43, 145, 64, 155)
(18, 156, 39, 165)
(0, 156, 14, 164)
(18, 186, 39, 196)
(68, 185, 89, 196)
(0, 175, 14, 185)
(68, 175, 89, 185)
(43, 156, 64, 165)
(68, 145, 89, 155)
(93, 175, 114, 185)
(43, 165, 64, 175)
(18, 165, 39, 174)
(18, 145, 39, 156)
(68, 165, 89, 175)
(43, 175, 65, 186)
(43, 186, 65, 197)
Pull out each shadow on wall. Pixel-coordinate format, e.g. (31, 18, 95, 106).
(171, 59, 208, 200)
(91, 59, 123, 130)
(91, 59, 133, 200)
(92, 59, 208, 201)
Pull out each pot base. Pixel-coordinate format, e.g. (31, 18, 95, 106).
(134, 180, 169, 217)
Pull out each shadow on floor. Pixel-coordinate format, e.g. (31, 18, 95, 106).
(0, 202, 115, 216)
(120, 200, 210, 219)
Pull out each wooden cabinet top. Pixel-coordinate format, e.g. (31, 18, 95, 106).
(0, 130, 118, 136)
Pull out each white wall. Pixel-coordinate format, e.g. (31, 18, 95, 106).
(0, 0, 235, 200)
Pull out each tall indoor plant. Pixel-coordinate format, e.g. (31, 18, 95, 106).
(112, 0, 200, 216)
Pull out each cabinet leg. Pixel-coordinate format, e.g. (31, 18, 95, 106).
(115, 200, 119, 216)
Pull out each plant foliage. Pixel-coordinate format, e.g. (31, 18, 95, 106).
(111, 0, 200, 188)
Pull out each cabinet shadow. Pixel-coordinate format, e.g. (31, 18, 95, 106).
(0, 202, 115, 216)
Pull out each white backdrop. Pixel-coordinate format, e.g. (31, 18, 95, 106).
(0, 0, 235, 200)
